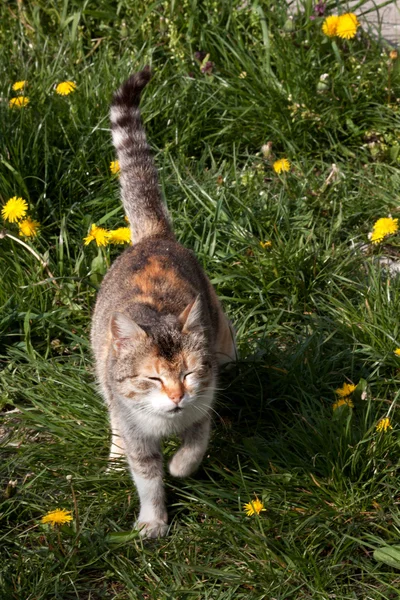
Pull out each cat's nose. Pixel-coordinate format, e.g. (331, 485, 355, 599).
(167, 390, 184, 405)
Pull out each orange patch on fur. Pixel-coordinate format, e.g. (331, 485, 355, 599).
(134, 294, 157, 306)
(132, 256, 190, 299)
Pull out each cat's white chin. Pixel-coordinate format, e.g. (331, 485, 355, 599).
(164, 406, 184, 417)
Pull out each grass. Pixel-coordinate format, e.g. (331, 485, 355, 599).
(1, 0, 400, 597)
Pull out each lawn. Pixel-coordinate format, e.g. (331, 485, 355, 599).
(1, 0, 400, 598)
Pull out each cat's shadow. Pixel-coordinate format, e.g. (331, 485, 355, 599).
(166, 335, 374, 505)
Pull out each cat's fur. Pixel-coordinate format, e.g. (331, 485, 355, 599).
(91, 67, 235, 538)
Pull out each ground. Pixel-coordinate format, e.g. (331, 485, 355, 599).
(1, 1, 400, 598)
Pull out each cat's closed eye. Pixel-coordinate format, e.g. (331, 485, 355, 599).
(147, 377, 162, 383)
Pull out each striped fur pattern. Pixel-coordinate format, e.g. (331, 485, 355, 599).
(91, 69, 236, 538)
(110, 66, 172, 242)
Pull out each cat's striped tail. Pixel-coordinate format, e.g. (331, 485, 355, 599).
(110, 67, 173, 243)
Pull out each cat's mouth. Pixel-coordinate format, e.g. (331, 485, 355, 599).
(169, 406, 183, 414)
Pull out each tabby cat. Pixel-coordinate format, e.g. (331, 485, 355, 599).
(91, 67, 235, 537)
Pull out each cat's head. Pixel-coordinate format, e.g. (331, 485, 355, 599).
(110, 297, 215, 417)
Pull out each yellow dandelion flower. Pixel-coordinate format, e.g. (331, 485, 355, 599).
(2, 197, 28, 222)
(55, 81, 77, 96)
(394, 348, 400, 356)
(12, 80, 27, 92)
(18, 218, 40, 237)
(9, 96, 29, 109)
(376, 417, 393, 433)
(370, 217, 399, 244)
(273, 158, 290, 174)
(335, 382, 356, 397)
(83, 224, 109, 247)
(107, 227, 131, 245)
(336, 13, 359, 40)
(243, 497, 266, 516)
(41, 508, 73, 527)
(260, 241, 272, 249)
(110, 160, 120, 175)
(322, 15, 339, 38)
(333, 397, 354, 411)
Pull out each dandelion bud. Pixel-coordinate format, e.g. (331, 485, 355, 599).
(283, 17, 295, 32)
(120, 21, 127, 37)
(317, 81, 329, 92)
(390, 50, 398, 61)
(261, 142, 273, 158)
(201, 60, 214, 75)
(4, 480, 18, 499)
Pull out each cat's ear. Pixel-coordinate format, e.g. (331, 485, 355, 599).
(111, 312, 147, 351)
(179, 295, 202, 333)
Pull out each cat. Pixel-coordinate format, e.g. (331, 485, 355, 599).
(91, 67, 236, 538)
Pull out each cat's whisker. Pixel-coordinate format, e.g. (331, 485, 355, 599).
(198, 403, 223, 420)
(190, 400, 222, 421)
(191, 406, 211, 420)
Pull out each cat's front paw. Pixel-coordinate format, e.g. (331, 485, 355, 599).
(168, 448, 201, 478)
(135, 519, 168, 538)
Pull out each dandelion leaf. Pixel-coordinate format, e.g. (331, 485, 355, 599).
(105, 531, 139, 546)
(389, 145, 400, 163)
(373, 545, 400, 570)
(90, 251, 106, 285)
(332, 402, 353, 421)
